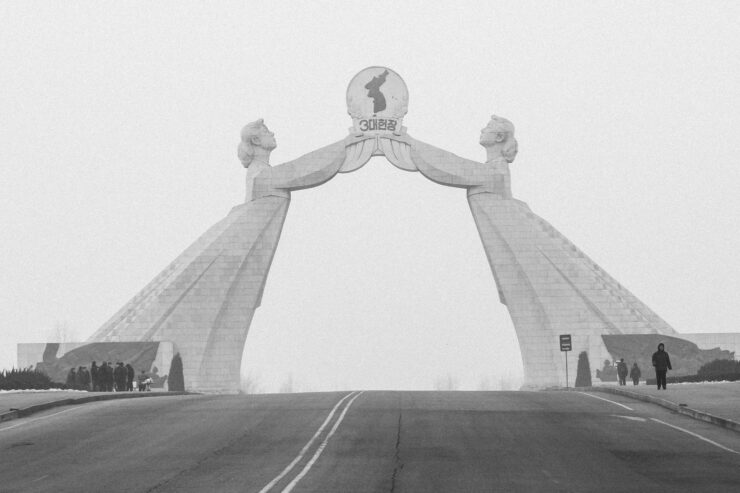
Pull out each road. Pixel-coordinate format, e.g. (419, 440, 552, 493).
(1, 391, 739, 492)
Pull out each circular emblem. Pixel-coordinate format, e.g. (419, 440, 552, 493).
(346, 66, 408, 136)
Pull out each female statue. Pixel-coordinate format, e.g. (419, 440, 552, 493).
(89, 119, 347, 392)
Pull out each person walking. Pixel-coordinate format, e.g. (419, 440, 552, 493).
(78, 365, 91, 391)
(125, 363, 135, 392)
(616, 358, 628, 386)
(629, 362, 641, 386)
(90, 361, 99, 391)
(106, 361, 115, 391)
(652, 342, 672, 390)
(100, 362, 112, 391)
(114, 362, 127, 392)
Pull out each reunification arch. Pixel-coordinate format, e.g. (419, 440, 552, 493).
(88, 67, 676, 392)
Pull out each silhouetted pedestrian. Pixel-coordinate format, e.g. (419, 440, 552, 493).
(74, 366, 85, 390)
(90, 361, 99, 391)
(78, 365, 91, 391)
(114, 362, 127, 391)
(125, 363, 135, 391)
(652, 342, 672, 390)
(616, 358, 628, 386)
(629, 362, 641, 386)
(106, 361, 115, 391)
(100, 362, 113, 391)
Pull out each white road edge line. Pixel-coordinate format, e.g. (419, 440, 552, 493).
(0, 406, 81, 433)
(281, 391, 365, 493)
(611, 414, 646, 422)
(650, 418, 739, 454)
(257, 391, 358, 493)
(575, 391, 634, 411)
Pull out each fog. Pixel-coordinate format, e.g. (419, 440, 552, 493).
(2, 1, 739, 391)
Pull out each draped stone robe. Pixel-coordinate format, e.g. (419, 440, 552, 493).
(407, 137, 676, 388)
(88, 140, 347, 392)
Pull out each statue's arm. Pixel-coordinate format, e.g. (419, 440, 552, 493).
(262, 138, 348, 192)
(407, 137, 493, 189)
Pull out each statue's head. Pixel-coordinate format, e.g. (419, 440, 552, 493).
(480, 115, 518, 163)
(238, 119, 277, 167)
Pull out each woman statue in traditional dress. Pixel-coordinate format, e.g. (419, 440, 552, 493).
(88, 120, 348, 392)
(407, 116, 561, 387)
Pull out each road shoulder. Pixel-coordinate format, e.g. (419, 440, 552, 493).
(0, 391, 193, 423)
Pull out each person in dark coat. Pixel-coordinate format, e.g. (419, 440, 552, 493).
(113, 362, 127, 391)
(652, 342, 672, 390)
(77, 365, 91, 391)
(629, 362, 641, 386)
(100, 362, 111, 391)
(616, 358, 628, 386)
(90, 361, 99, 391)
(106, 361, 115, 391)
(125, 363, 135, 391)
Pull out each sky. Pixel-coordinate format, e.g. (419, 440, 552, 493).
(1, 1, 739, 392)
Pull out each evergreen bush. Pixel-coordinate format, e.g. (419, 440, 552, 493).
(168, 353, 185, 391)
(0, 368, 65, 390)
(697, 358, 739, 379)
(574, 351, 592, 387)
(646, 359, 740, 385)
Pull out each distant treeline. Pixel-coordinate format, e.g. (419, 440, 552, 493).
(0, 368, 65, 391)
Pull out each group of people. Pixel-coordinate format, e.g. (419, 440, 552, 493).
(615, 359, 642, 386)
(66, 361, 153, 392)
(615, 343, 673, 390)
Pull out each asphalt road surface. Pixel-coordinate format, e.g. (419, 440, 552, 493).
(1, 391, 739, 492)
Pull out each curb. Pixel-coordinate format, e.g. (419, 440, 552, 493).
(587, 386, 740, 434)
(0, 391, 193, 424)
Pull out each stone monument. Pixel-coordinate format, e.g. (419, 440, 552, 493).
(88, 66, 689, 391)
(88, 122, 347, 392)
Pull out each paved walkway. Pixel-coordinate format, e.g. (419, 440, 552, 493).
(591, 381, 740, 431)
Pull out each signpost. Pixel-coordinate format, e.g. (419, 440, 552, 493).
(559, 334, 572, 388)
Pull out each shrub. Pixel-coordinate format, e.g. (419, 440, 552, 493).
(646, 358, 740, 384)
(575, 351, 592, 387)
(167, 353, 185, 391)
(646, 372, 740, 385)
(0, 368, 66, 390)
(697, 358, 740, 379)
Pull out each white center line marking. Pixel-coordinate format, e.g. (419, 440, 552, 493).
(281, 391, 364, 493)
(576, 391, 634, 411)
(0, 406, 80, 433)
(651, 418, 739, 454)
(258, 391, 358, 493)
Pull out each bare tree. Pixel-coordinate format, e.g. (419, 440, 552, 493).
(477, 375, 493, 390)
(498, 376, 513, 391)
(239, 372, 263, 394)
(279, 374, 295, 393)
(433, 373, 460, 391)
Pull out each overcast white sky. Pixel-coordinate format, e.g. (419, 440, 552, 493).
(1, 1, 739, 392)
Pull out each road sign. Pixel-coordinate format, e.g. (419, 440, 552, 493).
(560, 334, 572, 388)
(559, 334, 572, 352)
